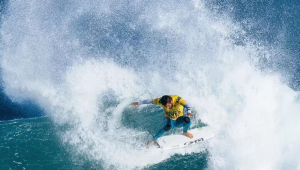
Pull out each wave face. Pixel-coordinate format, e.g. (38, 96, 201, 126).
(1, 0, 300, 169)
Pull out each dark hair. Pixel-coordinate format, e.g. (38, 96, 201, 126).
(159, 95, 172, 106)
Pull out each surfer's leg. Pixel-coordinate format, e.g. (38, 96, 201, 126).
(153, 129, 166, 141)
(175, 116, 191, 133)
(182, 116, 191, 133)
(176, 116, 193, 138)
(153, 118, 175, 141)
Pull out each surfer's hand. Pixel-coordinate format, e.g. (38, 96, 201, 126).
(187, 113, 194, 117)
(132, 102, 139, 107)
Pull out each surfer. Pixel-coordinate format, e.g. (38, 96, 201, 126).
(132, 95, 194, 147)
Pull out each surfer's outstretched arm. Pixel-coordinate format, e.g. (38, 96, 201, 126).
(131, 99, 153, 107)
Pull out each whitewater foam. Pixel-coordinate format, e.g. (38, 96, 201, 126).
(1, 0, 299, 169)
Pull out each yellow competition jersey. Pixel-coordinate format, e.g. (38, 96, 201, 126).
(153, 95, 187, 120)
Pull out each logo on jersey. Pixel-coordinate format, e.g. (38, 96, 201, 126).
(165, 110, 181, 118)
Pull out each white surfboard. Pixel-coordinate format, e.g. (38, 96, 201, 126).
(154, 126, 218, 150)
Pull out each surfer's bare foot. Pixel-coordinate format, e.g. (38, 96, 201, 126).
(183, 132, 194, 139)
(147, 140, 158, 148)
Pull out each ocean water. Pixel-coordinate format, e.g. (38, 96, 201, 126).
(0, 0, 300, 169)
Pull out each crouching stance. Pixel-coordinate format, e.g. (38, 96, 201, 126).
(132, 95, 194, 147)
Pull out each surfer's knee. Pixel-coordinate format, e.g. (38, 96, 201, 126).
(164, 124, 172, 131)
(183, 117, 190, 124)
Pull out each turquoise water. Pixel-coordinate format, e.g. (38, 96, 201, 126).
(0, 117, 74, 170)
(1, 109, 208, 170)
